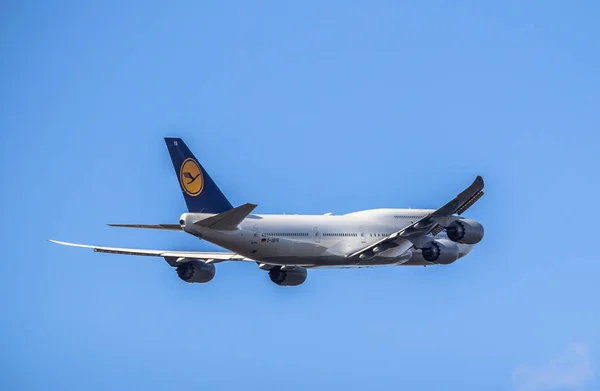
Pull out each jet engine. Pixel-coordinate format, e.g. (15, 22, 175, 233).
(176, 260, 216, 283)
(421, 239, 460, 264)
(268, 267, 308, 286)
(446, 219, 484, 244)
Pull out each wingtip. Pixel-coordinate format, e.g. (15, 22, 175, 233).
(475, 175, 484, 189)
(49, 239, 82, 248)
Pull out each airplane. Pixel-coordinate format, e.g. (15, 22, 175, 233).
(51, 137, 485, 286)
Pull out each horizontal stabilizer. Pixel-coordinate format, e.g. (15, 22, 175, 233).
(108, 224, 183, 231)
(194, 203, 257, 231)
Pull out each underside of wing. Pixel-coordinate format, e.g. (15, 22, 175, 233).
(49, 240, 247, 266)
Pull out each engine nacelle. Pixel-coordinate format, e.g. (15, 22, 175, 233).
(421, 239, 460, 265)
(446, 219, 484, 245)
(176, 260, 216, 283)
(268, 267, 307, 286)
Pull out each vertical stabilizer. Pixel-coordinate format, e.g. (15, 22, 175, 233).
(164, 137, 233, 213)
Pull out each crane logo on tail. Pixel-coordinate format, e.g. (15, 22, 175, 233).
(180, 158, 204, 196)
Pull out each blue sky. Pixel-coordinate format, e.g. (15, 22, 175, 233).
(1, 1, 599, 390)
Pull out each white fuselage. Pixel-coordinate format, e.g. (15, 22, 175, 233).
(180, 208, 475, 268)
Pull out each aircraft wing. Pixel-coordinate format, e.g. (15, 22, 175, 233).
(348, 176, 484, 259)
(49, 240, 248, 266)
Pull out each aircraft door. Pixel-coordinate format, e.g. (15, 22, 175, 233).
(360, 231, 366, 243)
(251, 226, 260, 244)
(313, 226, 320, 243)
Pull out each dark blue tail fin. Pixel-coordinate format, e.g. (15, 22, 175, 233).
(164, 137, 233, 213)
